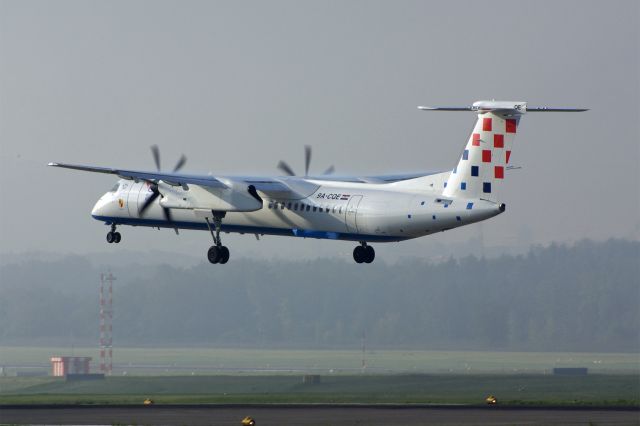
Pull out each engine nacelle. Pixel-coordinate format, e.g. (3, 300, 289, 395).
(159, 181, 262, 212)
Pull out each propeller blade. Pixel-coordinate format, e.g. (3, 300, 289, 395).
(277, 160, 296, 176)
(323, 165, 335, 175)
(151, 145, 161, 171)
(138, 186, 160, 215)
(304, 145, 312, 176)
(173, 154, 187, 172)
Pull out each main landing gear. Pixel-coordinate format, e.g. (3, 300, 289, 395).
(106, 224, 121, 244)
(353, 242, 375, 264)
(205, 213, 230, 264)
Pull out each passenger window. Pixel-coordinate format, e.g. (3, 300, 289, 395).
(306, 205, 311, 212)
(281, 202, 285, 210)
(312, 206, 317, 212)
(287, 202, 292, 210)
(333, 206, 337, 213)
(268, 201, 273, 209)
(294, 203, 298, 211)
(339, 206, 342, 214)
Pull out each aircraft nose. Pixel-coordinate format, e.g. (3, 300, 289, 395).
(91, 194, 109, 217)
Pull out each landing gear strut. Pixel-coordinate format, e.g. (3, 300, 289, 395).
(205, 212, 230, 264)
(106, 224, 121, 244)
(353, 242, 374, 264)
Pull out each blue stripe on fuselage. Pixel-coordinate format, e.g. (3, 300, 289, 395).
(92, 215, 405, 243)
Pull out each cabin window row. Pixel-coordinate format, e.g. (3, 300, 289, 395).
(267, 201, 343, 214)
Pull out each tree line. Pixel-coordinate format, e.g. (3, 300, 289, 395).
(0, 239, 638, 352)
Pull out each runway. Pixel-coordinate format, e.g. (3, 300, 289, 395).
(1, 404, 638, 425)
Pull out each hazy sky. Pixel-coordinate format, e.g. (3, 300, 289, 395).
(0, 0, 638, 262)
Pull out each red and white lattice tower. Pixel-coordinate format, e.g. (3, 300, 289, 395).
(99, 272, 115, 375)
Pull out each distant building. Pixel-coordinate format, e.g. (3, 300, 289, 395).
(553, 367, 588, 376)
(50, 356, 92, 377)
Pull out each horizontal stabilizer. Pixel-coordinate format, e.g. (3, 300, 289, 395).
(418, 101, 588, 113)
(525, 106, 589, 112)
(417, 106, 478, 111)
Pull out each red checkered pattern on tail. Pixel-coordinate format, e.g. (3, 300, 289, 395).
(443, 111, 520, 202)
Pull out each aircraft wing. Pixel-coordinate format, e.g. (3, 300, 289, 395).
(48, 162, 228, 188)
(362, 172, 444, 183)
(308, 171, 443, 184)
(48, 162, 292, 193)
(48, 162, 439, 200)
(49, 161, 438, 186)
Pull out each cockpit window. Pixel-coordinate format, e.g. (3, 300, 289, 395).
(109, 183, 120, 193)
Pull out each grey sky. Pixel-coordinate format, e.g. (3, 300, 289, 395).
(0, 0, 638, 262)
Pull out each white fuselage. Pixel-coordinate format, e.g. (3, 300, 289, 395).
(92, 177, 504, 243)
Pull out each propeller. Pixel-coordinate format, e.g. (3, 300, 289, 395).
(138, 183, 174, 224)
(150, 144, 187, 173)
(151, 145, 161, 171)
(304, 145, 311, 176)
(276, 160, 296, 177)
(277, 145, 335, 177)
(173, 154, 187, 172)
(138, 145, 186, 228)
(138, 184, 161, 216)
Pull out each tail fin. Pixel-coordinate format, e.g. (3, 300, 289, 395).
(419, 101, 587, 201)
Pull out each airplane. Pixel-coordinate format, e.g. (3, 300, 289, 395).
(49, 100, 586, 264)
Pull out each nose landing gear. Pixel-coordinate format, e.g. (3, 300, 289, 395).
(106, 224, 122, 244)
(205, 213, 230, 264)
(353, 242, 375, 264)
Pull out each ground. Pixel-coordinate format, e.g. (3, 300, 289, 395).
(1, 347, 638, 406)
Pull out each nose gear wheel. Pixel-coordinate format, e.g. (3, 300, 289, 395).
(106, 224, 122, 244)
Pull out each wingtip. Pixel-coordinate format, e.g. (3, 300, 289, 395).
(48, 162, 58, 167)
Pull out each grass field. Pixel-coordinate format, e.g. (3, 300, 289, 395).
(1, 346, 638, 375)
(1, 347, 638, 406)
(0, 374, 638, 406)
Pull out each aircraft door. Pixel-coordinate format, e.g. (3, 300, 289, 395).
(345, 195, 363, 234)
